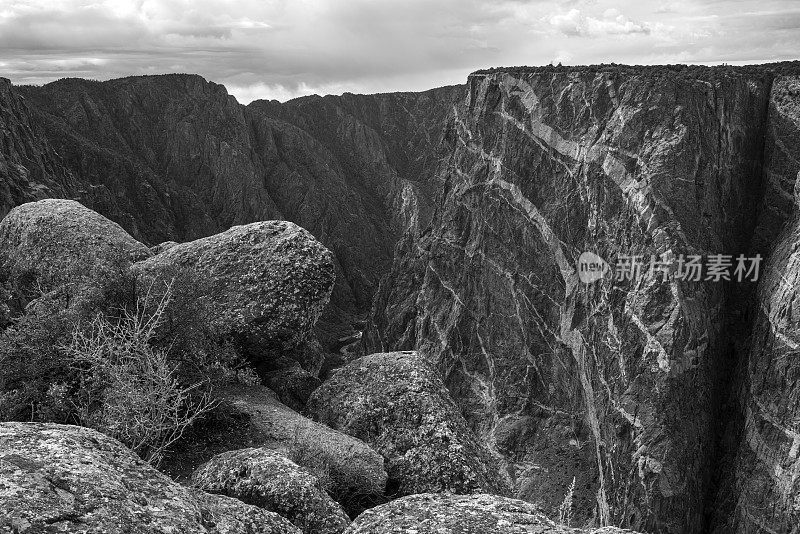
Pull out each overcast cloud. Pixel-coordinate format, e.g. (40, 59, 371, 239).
(1, 0, 799, 103)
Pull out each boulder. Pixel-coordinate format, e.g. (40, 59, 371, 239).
(192, 448, 350, 534)
(0, 422, 300, 534)
(0, 199, 150, 291)
(194, 491, 302, 534)
(307, 351, 512, 496)
(132, 221, 335, 359)
(215, 385, 387, 509)
(262, 366, 322, 412)
(344, 493, 641, 534)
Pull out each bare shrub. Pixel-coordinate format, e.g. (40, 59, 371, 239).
(64, 281, 216, 465)
(0, 256, 137, 423)
(136, 265, 258, 388)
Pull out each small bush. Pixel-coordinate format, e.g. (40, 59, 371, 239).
(0, 258, 257, 464)
(63, 281, 217, 465)
(0, 289, 76, 421)
(136, 266, 257, 387)
(0, 257, 136, 423)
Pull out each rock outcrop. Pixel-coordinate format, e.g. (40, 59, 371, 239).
(0, 199, 150, 292)
(183, 384, 388, 510)
(0, 422, 300, 534)
(132, 220, 335, 357)
(343, 493, 641, 534)
(194, 492, 303, 534)
(308, 351, 511, 496)
(367, 66, 779, 532)
(192, 448, 350, 534)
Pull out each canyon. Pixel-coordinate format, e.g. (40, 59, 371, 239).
(2, 63, 800, 533)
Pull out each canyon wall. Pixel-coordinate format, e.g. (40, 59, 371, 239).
(0, 75, 460, 346)
(367, 66, 800, 533)
(719, 76, 800, 534)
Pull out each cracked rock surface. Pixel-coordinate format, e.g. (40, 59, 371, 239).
(0, 422, 300, 534)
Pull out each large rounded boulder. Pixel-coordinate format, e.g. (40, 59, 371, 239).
(344, 493, 641, 534)
(132, 220, 335, 358)
(207, 384, 388, 512)
(0, 422, 300, 534)
(192, 447, 350, 534)
(307, 351, 512, 496)
(0, 199, 150, 290)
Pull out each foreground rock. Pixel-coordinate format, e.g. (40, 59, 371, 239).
(0, 199, 150, 292)
(344, 493, 640, 534)
(195, 491, 302, 534)
(193, 448, 350, 534)
(0, 422, 300, 534)
(308, 352, 511, 496)
(133, 221, 335, 358)
(180, 384, 387, 512)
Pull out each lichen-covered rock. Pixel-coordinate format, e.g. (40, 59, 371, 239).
(192, 448, 350, 534)
(177, 384, 387, 513)
(193, 491, 302, 534)
(0, 199, 150, 290)
(132, 220, 335, 358)
(307, 351, 512, 496)
(262, 366, 322, 412)
(0, 422, 300, 534)
(343, 493, 641, 534)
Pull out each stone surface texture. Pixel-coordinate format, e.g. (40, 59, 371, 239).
(0, 422, 300, 534)
(308, 351, 512, 496)
(133, 220, 335, 357)
(192, 447, 350, 534)
(344, 493, 641, 534)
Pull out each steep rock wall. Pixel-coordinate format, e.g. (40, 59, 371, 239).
(368, 68, 773, 533)
(0, 78, 74, 218)
(722, 76, 800, 534)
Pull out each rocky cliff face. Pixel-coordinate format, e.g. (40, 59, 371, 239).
(2, 75, 460, 346)
(367, 65, 800, 533)
(720, 76, 800, 534)
(0, 78, 74, 218)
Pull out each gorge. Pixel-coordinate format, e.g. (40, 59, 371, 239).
(2, 62, 800, 533)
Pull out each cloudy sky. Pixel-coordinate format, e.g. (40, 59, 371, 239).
(1, 0, 798, 103)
